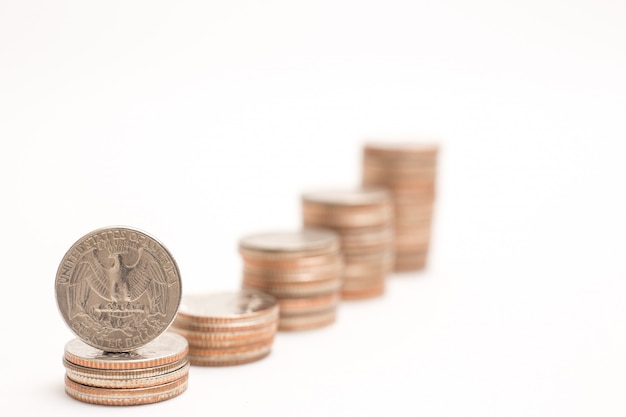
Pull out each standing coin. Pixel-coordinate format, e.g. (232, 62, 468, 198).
(55, 226, 182, 352)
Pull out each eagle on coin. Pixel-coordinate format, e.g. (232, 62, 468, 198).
(67, 246, 169, 332)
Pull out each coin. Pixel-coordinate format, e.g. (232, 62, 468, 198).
(175, 288, 278, 324)
(55, 226, 182, 352)
(187, 344, 272, 367)
(64, 374, 188, 406)
(362, 141, 439, 272)
(239, 228, 340, 258)
(64, 331, 189, 371)
(278, 307, 337, 331)
(64, 360, 190, 389)
(239, 228, 342, 331)
(170, 289, 280, 366)
(300, 188, 394, 300)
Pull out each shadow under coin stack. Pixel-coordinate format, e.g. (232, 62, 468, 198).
(362, 142, 439, 271)
(169, 289, 279, 366)
(54, 226, 186, 405)
(239, 229, 343, 331)
(301, 188, 394, 299)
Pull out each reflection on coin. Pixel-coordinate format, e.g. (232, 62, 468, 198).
(64, 374, 188, 406)
(64, 330, 189, 371)
(239, 228, 339, 258)
(176, 288, 278, 323)
(170, 289, 279, 366)
(55, 226, 182, 352)
(64, 360, 190, 389)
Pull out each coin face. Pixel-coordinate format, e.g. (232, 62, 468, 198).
(55, 226, 182, 352)
(238, 228, 339, 255)
(64, 332, 189, 370)
(176, 289, 277, 322)
(301, 188, 390, 206)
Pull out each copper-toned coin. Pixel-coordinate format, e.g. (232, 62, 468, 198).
(64, 374, 188, 406)
(393, 251, 428, 272)
(239, 228, 343, 331)
(241, 253, 343, 270)
(171, 330, 277, 349)
(187, 339, 275, 357)
(188, 345, 272, 367)
(242, 276, 343, 297)
(278, 293, 340, 315)
(363, 141, 440, 159)
(175, 289, 278, 324)
(301, 188, 393, 228)
(342, 283, 385, 300)
(278, 308, 337, 331)
(64, 331, 188, 371)
(337, 226, 393, 252)
(242, 262, 343, 283)
(172, 312, 278, 332)
(239, 228, 340, 259)
(301, 188, 393, 302)
(64, 360, 190, 389)
(55, 226, 182, 352)
(63, 356, 187, 380)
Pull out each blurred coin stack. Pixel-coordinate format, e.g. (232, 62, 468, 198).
(362, 142, 439, 271)
(63, 332, 189, 406)
(239, 229, 343, 331)
(170, 289, 279, 366)
(301, 188, 393, 299)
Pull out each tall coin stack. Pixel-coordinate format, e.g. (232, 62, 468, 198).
(239, 229, 343, 331)
(55, 226, 186, 405)
(301, 188, 394, 299)
(169, 289, 279, 366)
(361, 142, 439, 271)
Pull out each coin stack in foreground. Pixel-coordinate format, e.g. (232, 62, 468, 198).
(239, 229, 343, 331)
(63, 332, 189, 406)
(170, 289, 279, 366)
(55, 226, 185, 405)
(362, 142, 439, 271)
(301, 188, 394, 299)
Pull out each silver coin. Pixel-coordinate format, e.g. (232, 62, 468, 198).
(55, 226, 182, 352)
(176, 288, 278, 322)
(301, 187, 390, 206)
(238, 228, 339, 255)
(64, 331, 189, 370)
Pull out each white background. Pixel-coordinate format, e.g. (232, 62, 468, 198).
(1, 1, 625, 415)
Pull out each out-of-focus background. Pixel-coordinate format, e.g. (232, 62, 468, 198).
(1, 1, 625, 416)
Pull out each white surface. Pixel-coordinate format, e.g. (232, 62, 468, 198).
(1, 1, 625, 416)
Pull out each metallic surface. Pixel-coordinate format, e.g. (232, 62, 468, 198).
(64, 374, 188, 406)
(64, 331, 189, 370)
(176, 288, 277, 323)
(55, 226, 182, 352)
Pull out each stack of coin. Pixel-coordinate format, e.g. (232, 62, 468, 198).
(361, 142, 439, 271)
(169, 289, 279, 366)
(55, 226, 185, 405)
(239, 229, 343, 331)
(301, 188, 393, 299)
(63, 332, 189, 406)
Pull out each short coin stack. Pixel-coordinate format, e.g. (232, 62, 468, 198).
(170, 289, 279, 366)
(301, 188, 394, 299)
(362, 142, 439, 271)
(63, 332, 190, 406)
(239, 229, 343, 331)
(55, 226, 185, 405)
